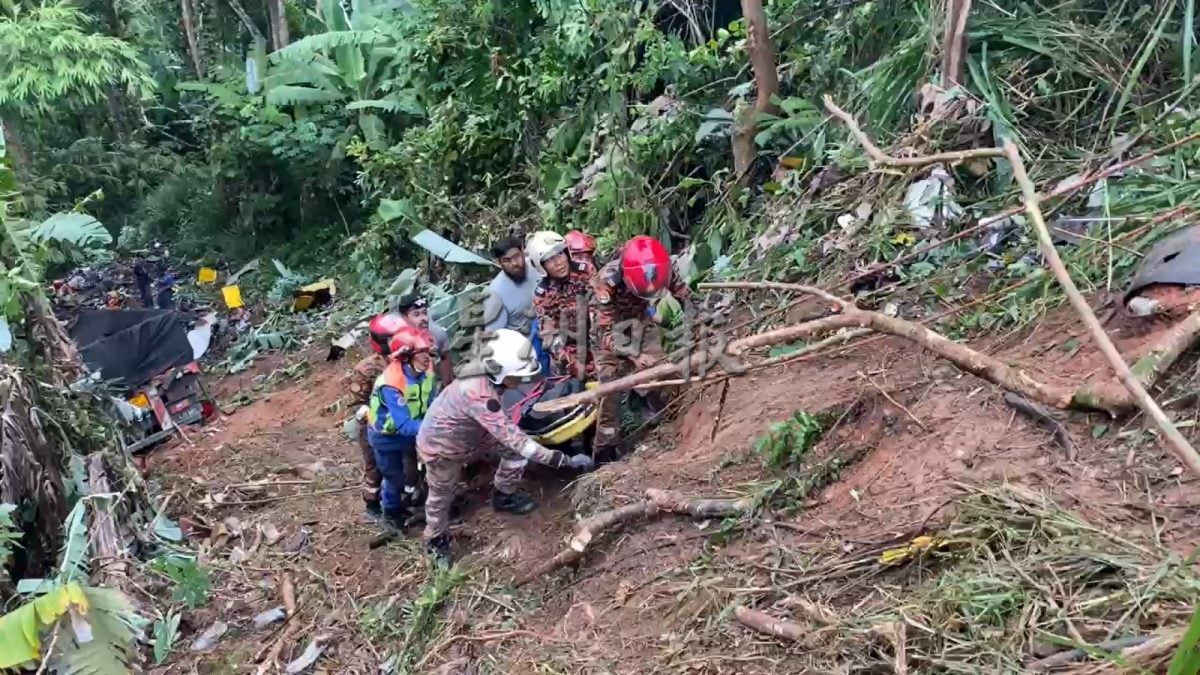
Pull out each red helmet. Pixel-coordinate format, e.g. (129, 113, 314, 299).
(565, 230, 596, 257)
(388, 325, 434, 360)
(620, 235, 671, 299)
(368, 312, 407, 354)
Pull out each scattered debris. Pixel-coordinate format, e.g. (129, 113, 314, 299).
(253, 607, 287, 630)
(190, 621, 229, 653)
(284, 636, 327, 674)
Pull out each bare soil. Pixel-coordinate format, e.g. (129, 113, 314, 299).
(145, 307, 1200, 674)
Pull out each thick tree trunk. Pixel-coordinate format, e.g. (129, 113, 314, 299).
(267, 0, 289, 49)
(732, 0, 780, 181)
(181, 0, 206, 78)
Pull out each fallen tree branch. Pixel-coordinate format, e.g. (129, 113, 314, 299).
(653, 276, 1040, 391)
(538, 289, 1129, 415)
(733, 606, 806, 642)
(513, 489, 751, 587)
(1026, 634, 1156, 670)
(1003, 139, 1200, 478)
(822, 94, 1003, 166)
(1130, 311, 1200, 382)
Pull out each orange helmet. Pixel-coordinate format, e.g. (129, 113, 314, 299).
(387, 325, 434, 360)
(368, 312, 407, 354)
(565, 230, 596, 258)
(620, 235, 671, 299)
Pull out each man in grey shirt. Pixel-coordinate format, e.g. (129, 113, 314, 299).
(398, 294, 454, 385)
(482, 236, 543, 335)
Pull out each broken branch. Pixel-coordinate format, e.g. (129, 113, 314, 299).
(733, 606, 807, 642)
(1003, 139, 1200, 478)
(837, 132, 1200, 291)
(822, 94, 1004, 166)
(513, 489, 751, 587)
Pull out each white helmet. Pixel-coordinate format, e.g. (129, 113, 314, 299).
(525, 231, 567, 276)
(482, 328, 541, 384)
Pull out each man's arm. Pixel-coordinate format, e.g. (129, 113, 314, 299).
(436, 356, 455, 386)
(467, 391, 567, 468)
(482, 289, 507, 332)
(381, 387, 422, 436)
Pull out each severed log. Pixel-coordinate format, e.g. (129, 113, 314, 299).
(86, 455, 129, 589)
(733, 606, 807, 642)
(1002, 140, 1200, 478)
(513, 489, 751, 587)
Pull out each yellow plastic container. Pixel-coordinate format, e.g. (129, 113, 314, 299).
(222, 285, 244, 309)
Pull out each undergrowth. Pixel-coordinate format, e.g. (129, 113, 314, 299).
(703, 484, 1200, 673)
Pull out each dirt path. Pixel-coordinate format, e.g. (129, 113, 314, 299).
(146, 310, 1200, 674)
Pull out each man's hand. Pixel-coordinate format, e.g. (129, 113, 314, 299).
(633, 353, 658, 369)
(566, 454, 595, 471)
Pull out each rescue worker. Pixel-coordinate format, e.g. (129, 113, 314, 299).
(346, 312, 407, 519)
(528, 231, 596, 378)
(367, 324, 438, 529)
(417, 328, 594, 563)
(590, 235, 690, 463)
(397, 293, 455, 386)
(565, 230, 598, 268)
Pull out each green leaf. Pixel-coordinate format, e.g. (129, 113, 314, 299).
(30, 213, 111, 249)
(1169, 603, 1200, 674)
(265, 85, 344, 106)
(346, 94, 423, 115)
(1092, 423, 1109, 439)
(153, 611, 180, 664)
(377, 198, 416, 224)
(270, 31, 386, 63)
(1059, 338, 1080, 352)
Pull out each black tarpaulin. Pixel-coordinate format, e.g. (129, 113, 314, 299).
(70, 309, 194, 391)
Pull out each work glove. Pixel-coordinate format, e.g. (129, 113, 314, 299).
(566, 454, 595, 471)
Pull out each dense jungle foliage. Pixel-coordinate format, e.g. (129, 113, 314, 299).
(6, 0, 1198, 298)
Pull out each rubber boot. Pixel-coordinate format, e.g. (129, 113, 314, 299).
(491, 490, 537, 515)
(593, 445, 624, 466)
(427, 534, 452, 566)
(382, 506, 410, 531)
(364, 500, 382, 520)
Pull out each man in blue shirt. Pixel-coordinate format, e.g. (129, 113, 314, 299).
(366, 325, 438, 529)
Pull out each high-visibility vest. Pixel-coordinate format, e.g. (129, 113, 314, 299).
(366, 361, 435, 435)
